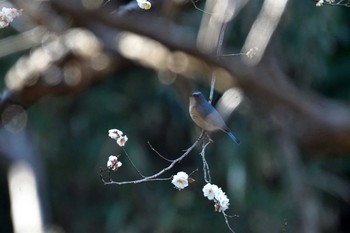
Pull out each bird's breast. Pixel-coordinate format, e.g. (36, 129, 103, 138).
(190, 106, 220, 131)
(190, 106, 206, 127)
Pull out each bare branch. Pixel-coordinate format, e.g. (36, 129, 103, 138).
(102, 134, 203, 185)
(147, 141, 174, 162)
(1, 0, 349, 152)
(50, 4, 350, 150)
(122, 148, 146, 178)
(222, 211, 237, 233)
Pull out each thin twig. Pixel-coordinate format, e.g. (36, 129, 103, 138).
(209, 22, 228, 103)
(147, 141, 174, 162)
(102, 134, 203, 185)
(222, 211, 237, 233)
(189, 168, 199, 177)
(122, 147, 146, 178)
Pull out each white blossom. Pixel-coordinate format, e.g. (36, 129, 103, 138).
(216, 191, 230, 212)
(202, 183, 230, 212)
(108, 129, 123, 140)
(136, 0, 151, 10)
(171, 171, 189, 190)
(0, 7, 22, 28)
(214, 187, 224, 200)
(202, 183, 219, 200)
(117, 135, 128, 147)
(108, 128, 128, 147)
(107, 155, 122, 171)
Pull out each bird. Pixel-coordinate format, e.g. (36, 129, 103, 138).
(189, 90, 240, 144)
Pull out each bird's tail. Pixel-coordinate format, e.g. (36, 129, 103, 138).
(227, 131, 240, 144)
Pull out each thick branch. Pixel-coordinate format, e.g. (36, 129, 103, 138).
(2, 0, 350, 152)
(50, 1, 350, 152)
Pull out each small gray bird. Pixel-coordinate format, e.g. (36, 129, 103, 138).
(189, 91, 240, 144)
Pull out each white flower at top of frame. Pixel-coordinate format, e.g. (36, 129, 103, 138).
(0, 7, 22, 28)
(107, 155, 122, 170)
(136, 0, 151, 10)
(316, 0, 324, 6)
(117, 135, 128, 147)
(172, 171, 189, 190)
(108, 129, 123, 140)
(202, 183, 219, 200)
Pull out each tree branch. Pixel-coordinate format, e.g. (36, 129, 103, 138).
(2, 0, 350, 152)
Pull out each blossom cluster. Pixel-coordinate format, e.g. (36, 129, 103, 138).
(108, 129, 128, 147)
(107, 155, 122, 171)
(202, 183, 230, 212)
(0, 7, 22, 28)
(106, 129, 128, 171)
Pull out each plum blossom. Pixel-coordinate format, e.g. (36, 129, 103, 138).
(107, 155, 122, 171)
(171, 171, 189, 190)
(203, 183, 219, 200)
(108, 129, 123, 140)
(108, 129, 128, 147)
(215, 191, 230, 212)
(202, 183, 230, 212)
(117, 135, 128, 147)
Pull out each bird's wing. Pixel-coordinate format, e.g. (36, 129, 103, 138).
(204, 110, 227, 131)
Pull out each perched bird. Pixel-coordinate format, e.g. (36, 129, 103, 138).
(189, 91, 240, 144)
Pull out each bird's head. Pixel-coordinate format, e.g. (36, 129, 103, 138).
(190, 91, 206, 104)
